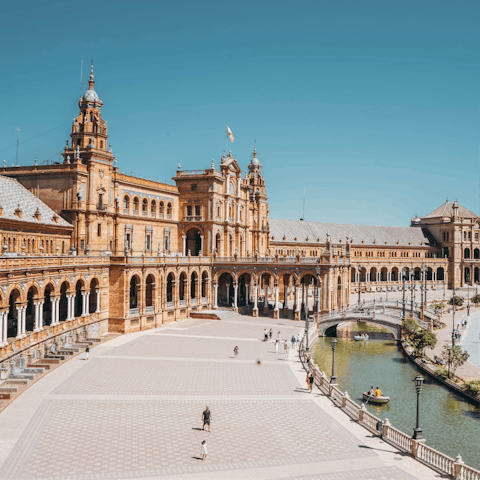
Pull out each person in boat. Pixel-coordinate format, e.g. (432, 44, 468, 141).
(369, 386, 375, 396)
(375, 386, 382, 397)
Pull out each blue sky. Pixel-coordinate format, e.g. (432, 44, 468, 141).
(1, 0, 479, 226)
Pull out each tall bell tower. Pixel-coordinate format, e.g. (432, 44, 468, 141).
(62, 62, 112, 165)
(246, 146, 269, 255)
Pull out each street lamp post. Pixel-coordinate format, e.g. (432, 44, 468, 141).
(410, 265, 414, 314)
(420, 265, 425, 307)
(412, 374, 424, 440)
(357, 265, 362, 306)
(330, 337, 337, 385)
(402, 268, 407, 320)
(315, 265, 321, 317)
(467, 282, 470, 316)
(425, 266, 428, 306)
(452, 283, 456, 348)
(305, 316, 311, 353)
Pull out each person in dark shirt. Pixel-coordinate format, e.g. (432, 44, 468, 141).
(202, 406, 212, 432)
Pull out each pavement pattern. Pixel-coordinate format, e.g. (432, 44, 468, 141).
(0, 314, 443, 480)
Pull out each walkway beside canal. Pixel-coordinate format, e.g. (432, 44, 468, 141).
(0, 314, 442, 480)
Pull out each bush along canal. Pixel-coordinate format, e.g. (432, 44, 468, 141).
(313, 334, 480, 470)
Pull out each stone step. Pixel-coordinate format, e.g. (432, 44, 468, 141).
(3, 379, 28, 386)
(0, 388, 19, 399)
(28, 363, 53, 370)
(86, 337, 101, 343)
(23, 368, 45, 375)
(10, 374, 37, 381)
(56, 350, 77, 355)
(45, 354, 66, 361)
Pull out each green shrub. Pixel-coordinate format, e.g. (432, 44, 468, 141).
(471, 295, 480, 305)
(448, 296, 463, 306)
(464, 380, 480, 395)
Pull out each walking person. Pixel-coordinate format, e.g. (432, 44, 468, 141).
(269, 328, 273, 340)
(275, 339, 279, 353)
(85, 345, 90, 361)
(201, 440, 208, 460)
(284, 340, 289, 355)
(234, 346, 239, 358)
(291, 335, 296, 347)
(264, 328, 268, 341)
(202, 406, 212, 432)
(277, 331, 281, 342)
(296, 333, 300, 344)
(306, 371, 314, 393)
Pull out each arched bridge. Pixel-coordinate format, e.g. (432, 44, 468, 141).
(317, 302, 435, 340)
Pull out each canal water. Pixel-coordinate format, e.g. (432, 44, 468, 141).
(314, 335, 480, 469)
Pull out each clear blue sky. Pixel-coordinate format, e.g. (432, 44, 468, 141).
(1, 0, 479, 226)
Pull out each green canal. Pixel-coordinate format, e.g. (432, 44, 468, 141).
(313, 335, 480, 470)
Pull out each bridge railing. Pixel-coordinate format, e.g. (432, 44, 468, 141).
(298, 333, 477, 479)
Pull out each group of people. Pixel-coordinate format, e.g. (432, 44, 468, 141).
(368, 386, 382, 397)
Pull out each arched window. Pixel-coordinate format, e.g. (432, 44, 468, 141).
(159, 202, 165, 217)
(142, 198, 148, 216)
(167, 203, 172, 217)
(133, 197, 139, 214)
(151, 200, 156, 218)
(464, 248, 471, 259)
(167, 273, 174, 303)
(123, 196, 130, 212)
(145, 274, 154, 307)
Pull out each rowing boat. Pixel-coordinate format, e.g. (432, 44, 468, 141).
(363, 393, 390, 404)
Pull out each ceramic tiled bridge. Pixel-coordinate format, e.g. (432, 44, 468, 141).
(316, 300, 438, 339)
(0, 312, 462, 480)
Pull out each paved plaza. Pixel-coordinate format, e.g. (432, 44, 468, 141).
(0, 314, 443, 479)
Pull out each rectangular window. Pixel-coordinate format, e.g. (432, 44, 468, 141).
(80, 239, 85, 249)
(187, 206, 193, 216)
(476, 232, 479, 241)
(146, 234, 151, 250)
(195, 205, 201, 216)
(97, 224, 101, 237)
(191, 184, 197, 191)
(99, 193, 103, 205)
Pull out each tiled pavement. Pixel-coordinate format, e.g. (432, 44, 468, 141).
(0, 314, 443, 480)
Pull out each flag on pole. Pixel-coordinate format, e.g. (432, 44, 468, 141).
(227, 125, 234, 143)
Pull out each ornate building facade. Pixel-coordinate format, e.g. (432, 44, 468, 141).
(0, 66, 476, 365)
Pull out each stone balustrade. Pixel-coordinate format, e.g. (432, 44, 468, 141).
(299, 327, 480, 480)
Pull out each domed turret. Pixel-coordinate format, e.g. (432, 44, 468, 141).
(248, 146, 261, 170)
(81, 62, 102, 105)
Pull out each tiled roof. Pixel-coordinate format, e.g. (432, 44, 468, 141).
(268, 218, 432, 247)
(423, 201, 476, 219)
(0, 175, 72, 228)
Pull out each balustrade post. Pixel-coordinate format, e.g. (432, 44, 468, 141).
(342, 391, 349, 408)
(264, 285, 269, 314)
(381, 418, 391, 440)
(226, 283, 230, 307)
(410, 438, 425, 458)
(453, 455, 465, 480)
(358, 403, 366, 423)
(182, 235, 186, 256)
(245, 283, 249, 305)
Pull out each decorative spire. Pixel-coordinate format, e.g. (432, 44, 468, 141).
(88, 60, 94, 90)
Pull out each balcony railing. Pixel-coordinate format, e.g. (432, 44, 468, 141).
(145, 306, 155, 313)
(167, 214, 172, 219)
(184, 216, 202, 222)
(128, 308, 140, 316)
(166, 301, 174, 309)
(142, 211, 147, 216)
(133, 210, 139, 216)
(96, 203, 108, 211)
(123, 208, 129, 214)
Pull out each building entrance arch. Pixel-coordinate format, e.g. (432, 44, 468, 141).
(218, 272, 234, 307)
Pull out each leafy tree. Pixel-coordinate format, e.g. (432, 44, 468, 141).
(431, 301, 446, 314)
(448, 296, 463, 306)
(440, 345, 470, 378)
(402, 317, 419, 337)
(412, 330, 437, 357)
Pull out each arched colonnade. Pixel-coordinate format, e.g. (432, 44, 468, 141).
(126, 268, 211, 315)
(212, 267, 349, 319)
(0, 276, 101, 345)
